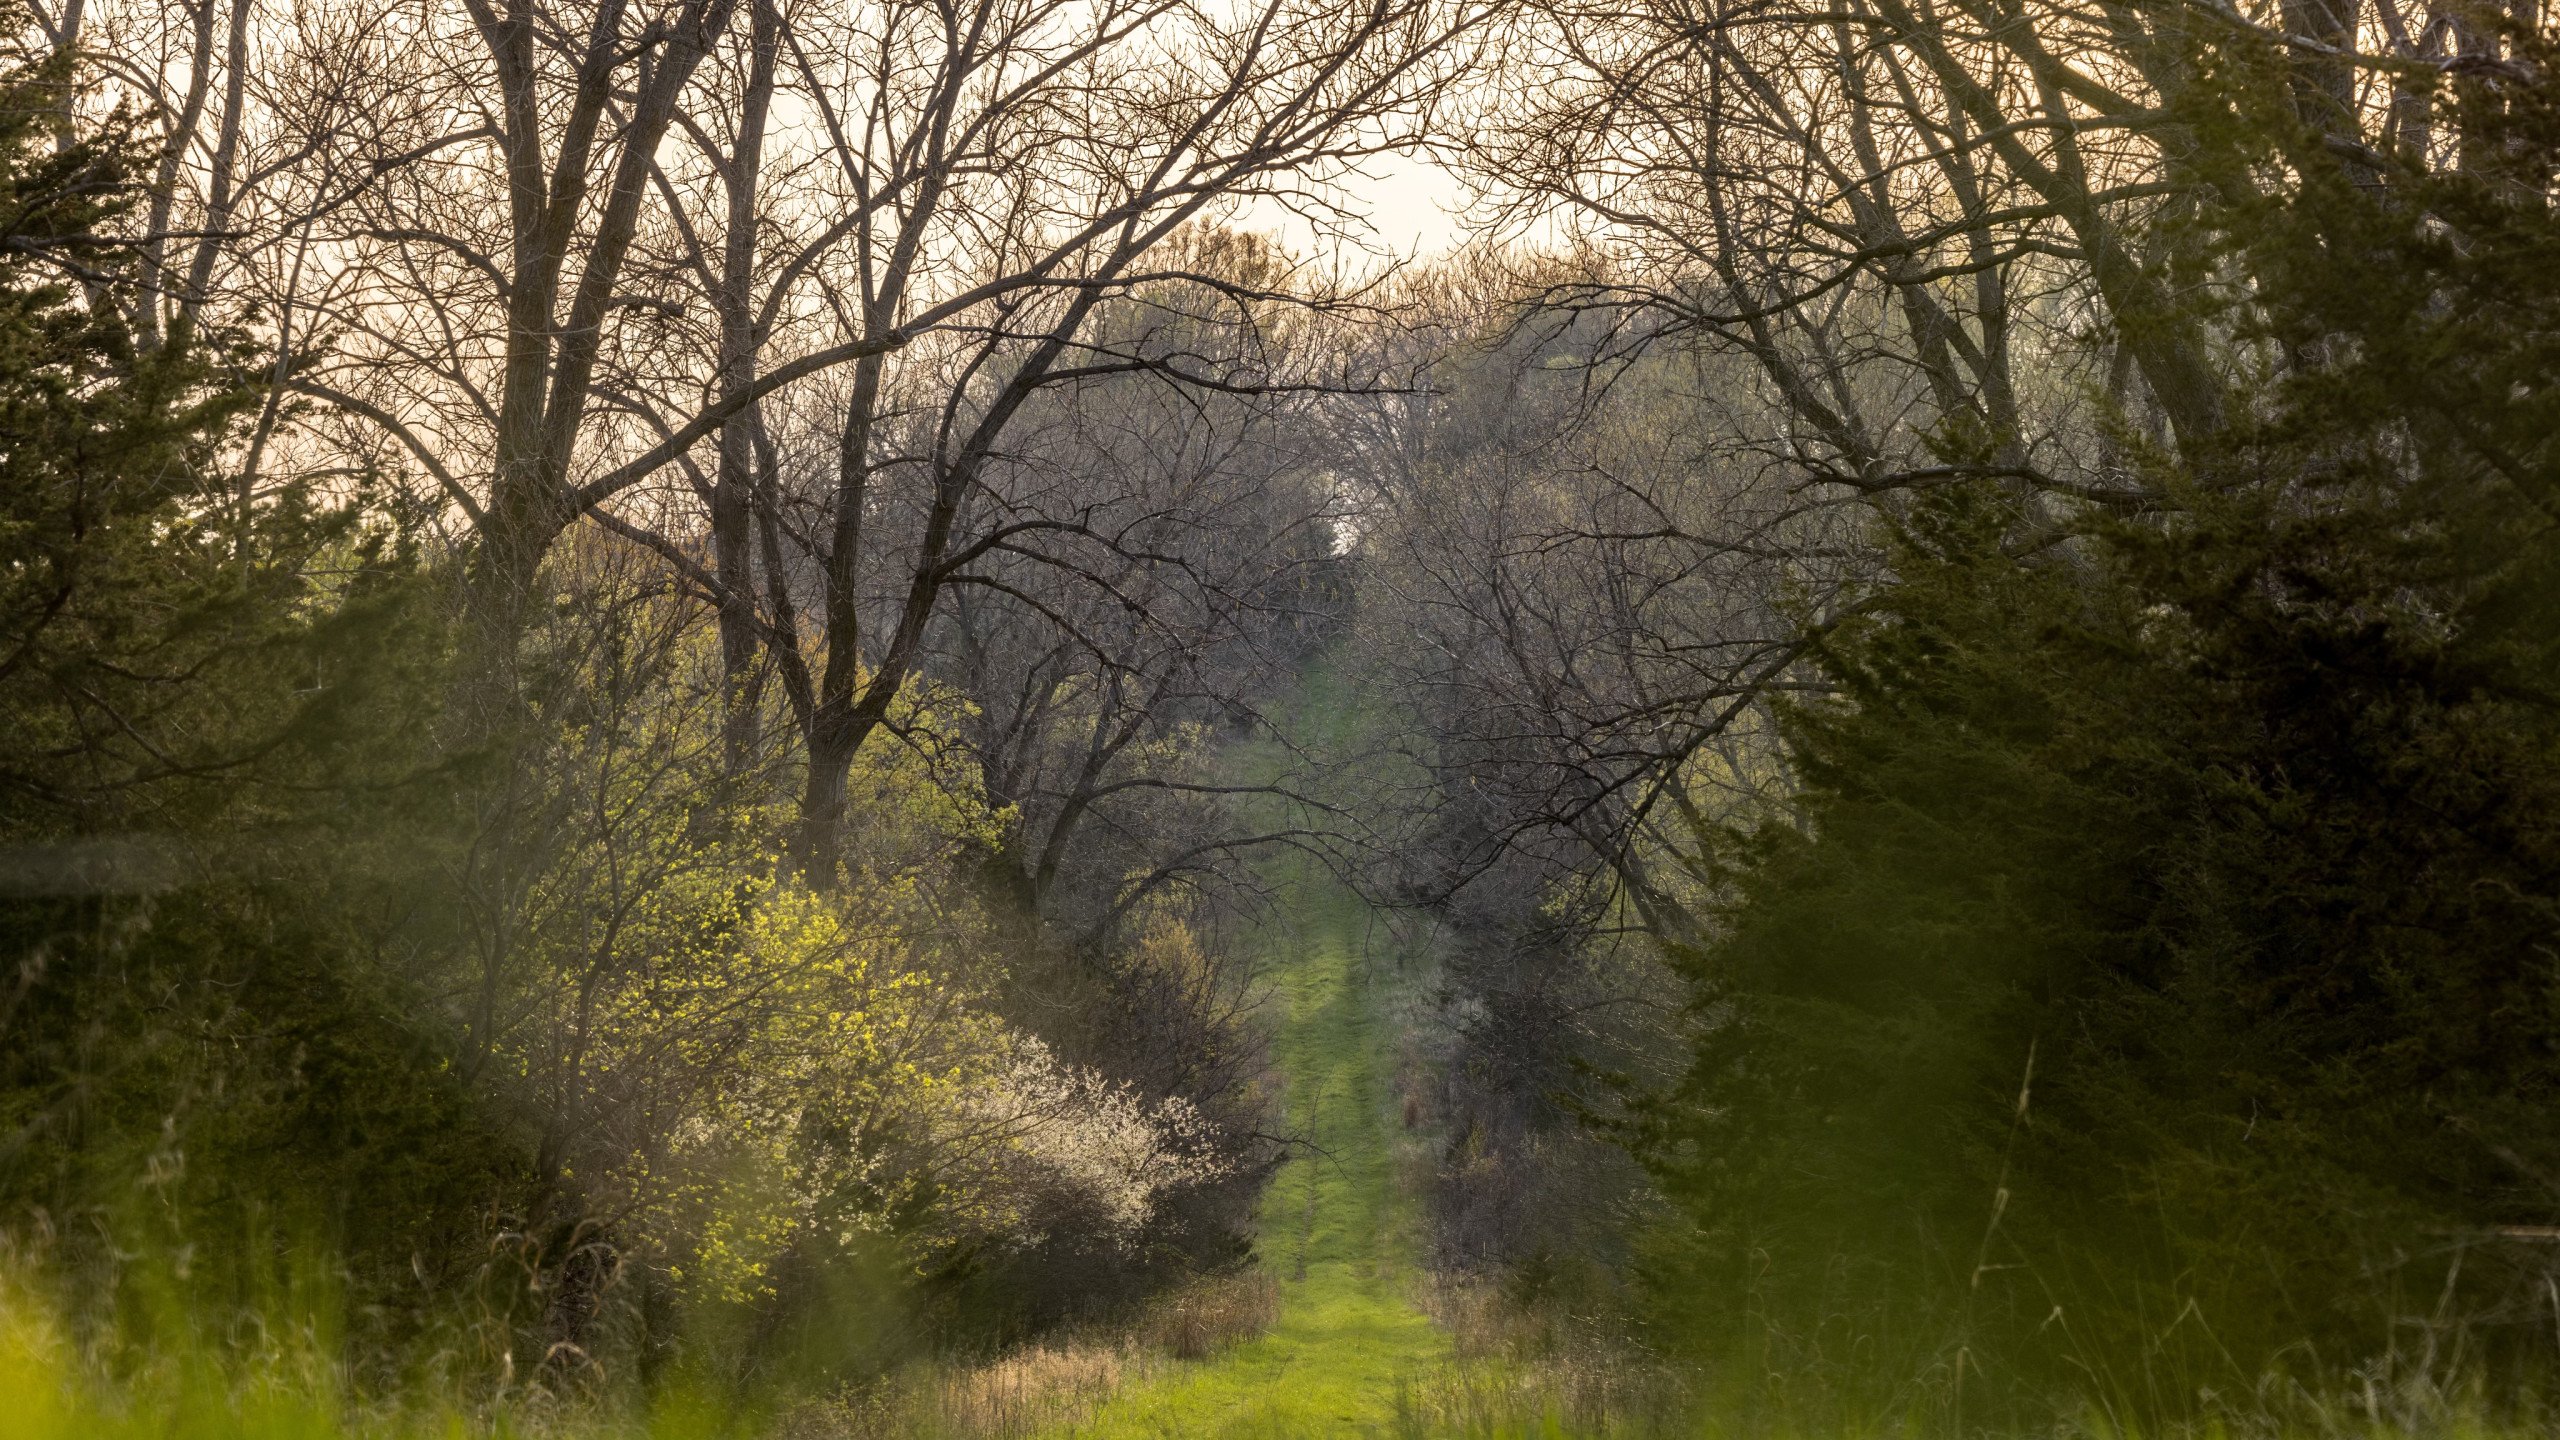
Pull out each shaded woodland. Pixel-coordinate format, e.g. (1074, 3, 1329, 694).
(2, 0, 2558, 1431)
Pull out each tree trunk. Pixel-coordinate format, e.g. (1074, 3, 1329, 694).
(712, 0, 780, 773)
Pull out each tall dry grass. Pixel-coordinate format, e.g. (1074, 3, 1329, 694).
(1392, 1356, 1694, 1439)
(0, 1240, 1283, 1440)
(1390, 1278, 1692, 1439)
(803, 1266, 1280, 1439)
(1136, 1267, 1280, 1360)
(810, 1339, 1161, 1439)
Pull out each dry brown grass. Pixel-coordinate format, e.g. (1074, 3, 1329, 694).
(1398, 1278, 1693, 1439)
(1391, 1353, 1694, 1439)
(900, 1339, 1156, 1439)
(792, 1339, 1155, 1440)
(1135, 1268, 1281, 1360)
(806, 1267, 1282, 1439)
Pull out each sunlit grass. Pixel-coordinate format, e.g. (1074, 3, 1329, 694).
(14, 656, 2547, 1440)
(0, 1251, 765, 1440)
(1038, 874, 1450, 1437)
(966, 657, 1446, 1437)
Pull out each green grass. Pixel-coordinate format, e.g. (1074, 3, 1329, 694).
(0, 660, 1459, 1438)
(1042, 670, 1449, 1438)
(13, 660, 2557, 1440)
(1048, 882, 1447, 1439)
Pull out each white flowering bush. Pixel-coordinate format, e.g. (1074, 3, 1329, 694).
(932, 1036, 1234, 1251)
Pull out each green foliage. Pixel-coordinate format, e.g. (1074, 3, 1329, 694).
(0, 37, 522, 1362)
(1626, 41, 2560, 1427)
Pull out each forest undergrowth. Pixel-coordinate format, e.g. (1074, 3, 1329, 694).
(5, 666, 2557, 1438)
(9, 0, 2560, 1428)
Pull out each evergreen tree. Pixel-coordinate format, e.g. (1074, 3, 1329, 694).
(0, 46, 523, 1333)
(1631, 32, 2560, 1423)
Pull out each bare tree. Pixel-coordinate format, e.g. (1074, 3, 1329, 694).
(1344, 273, 1838, 929)
(124, 0, 1485, 870)
(734, 0, 1484, 875)
(925, 236, 1347, 944)
(1355, 0, 2345, 906)
(1343, 0, 2557, 1093)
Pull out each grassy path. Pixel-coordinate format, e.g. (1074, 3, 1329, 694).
(1055, 691, 1448, 1436)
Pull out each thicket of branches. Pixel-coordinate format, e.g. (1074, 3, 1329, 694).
(0, 0, 1479, 1404)
(1347, 0, 2560, 1425)
(6, 0, 2560, 1425)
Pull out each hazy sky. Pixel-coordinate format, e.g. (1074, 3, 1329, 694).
(1240, 145, 1477, 266)
(1339, 148, 1475, 257)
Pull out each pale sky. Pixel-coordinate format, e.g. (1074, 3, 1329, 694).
(1238, 145, 1477, 268)
(1334, 148, 1476, 258)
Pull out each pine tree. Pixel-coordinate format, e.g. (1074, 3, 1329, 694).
(1633, 32, 2560, 1423)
